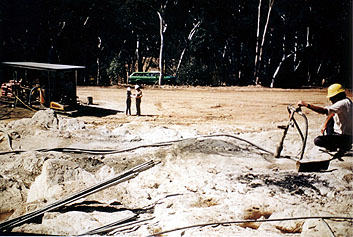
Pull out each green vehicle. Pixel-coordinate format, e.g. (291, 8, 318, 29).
(128, 71, 176, 85)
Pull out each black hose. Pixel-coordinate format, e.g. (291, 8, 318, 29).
(28, 87, 38, 106)
(147, 216, 353, 236)
(0, 134, 273, 156)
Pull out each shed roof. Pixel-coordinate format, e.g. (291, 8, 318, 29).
(2, 62, 85, 71)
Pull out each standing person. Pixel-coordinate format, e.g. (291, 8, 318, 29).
(134, 85, 143, 116)
(126, 87, 132, 115)
(298, 83, 352, 154)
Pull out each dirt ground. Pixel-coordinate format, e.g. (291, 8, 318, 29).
(1, 86, 352, 236)
(2, 86, 346, 132)
(76, 86, 335, 132)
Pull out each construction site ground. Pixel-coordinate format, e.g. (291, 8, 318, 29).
(0, 86, 352, 236)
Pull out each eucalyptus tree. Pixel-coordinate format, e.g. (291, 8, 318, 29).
(254, 0, 274, 85)
(157, 1, 168, 86)
(0, 0, 350, 87)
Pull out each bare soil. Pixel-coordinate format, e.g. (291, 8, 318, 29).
(76, 86, 333, 132)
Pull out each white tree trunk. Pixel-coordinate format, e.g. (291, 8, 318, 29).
(306, 26, 310, 47)
(135, 37, 140, 71)
(176, 48, 186, 73)
(258, 0, 274, 68)
(271, 28, 285, 88)
(97, 36, 102, 85)
(254, 0, 262, 83)
(317, 63, 322, 74)
(238, 42, 244, 80)
(157, 11, 167, 86)
(294, 32, 297, 70)
(270, 54, 289, 88)
(255, 0, 274, 85)
(176, 21, 201, 73)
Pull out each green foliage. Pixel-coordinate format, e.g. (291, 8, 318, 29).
(178, 59, 210, 86)
(106, 55, 126, 85)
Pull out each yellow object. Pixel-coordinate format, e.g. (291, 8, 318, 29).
(50, 101, 65, 110)
(327, 83, 345, 98)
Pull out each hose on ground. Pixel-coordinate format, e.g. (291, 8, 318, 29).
(147, 216, 353, 236)
(0, 134, 274, 156)
(14, 95, 36, 111)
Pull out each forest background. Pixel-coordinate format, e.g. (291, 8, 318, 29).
(0, 0, 351, 88)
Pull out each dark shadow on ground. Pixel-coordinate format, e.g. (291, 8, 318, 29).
(0, 101, 155, 119)
(72, 104, 123, 117)
(319, 148, 353, 160)
(128, 114, 155, 117)
(0, 103, 36, 121)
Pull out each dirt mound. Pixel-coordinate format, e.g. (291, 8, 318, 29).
(0, 87, 352, 236)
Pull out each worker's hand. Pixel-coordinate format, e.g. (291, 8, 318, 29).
(321, 125, 326, 135)
(297, 100, 307, 107)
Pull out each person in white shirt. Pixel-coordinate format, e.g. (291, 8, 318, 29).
(134, 85, 143, 116)
(298, 83, 352, 153)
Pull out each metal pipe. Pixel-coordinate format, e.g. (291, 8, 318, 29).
(275, 105, 308, 160)
(0, 160, 157, 232)
(79, 214, 139, 235)
(287, 106, 308, 160)
(274, 109, 296, 158)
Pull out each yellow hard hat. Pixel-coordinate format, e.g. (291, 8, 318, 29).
(327, 83, 345, 98)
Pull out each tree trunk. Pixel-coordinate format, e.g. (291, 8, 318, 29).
(294, 31, 298, 71)
(238, 42, 244, 83)
(135, 36, 140, 72)
(176, 21, 201, 74)
(271, 54, 291, 87)
(176, 48, 186, 73)
(157, 11, 167, 86)
(256, 0, 274, 85)
(254, 0, 262, 84)
(97, 36, 102, 85)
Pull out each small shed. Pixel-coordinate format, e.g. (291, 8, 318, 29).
(1, 62, 85, 109)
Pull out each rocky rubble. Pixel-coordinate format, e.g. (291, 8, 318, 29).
(0, 109, 352, 236)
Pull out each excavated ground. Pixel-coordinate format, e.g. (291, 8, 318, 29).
(0, 86, 352, 236)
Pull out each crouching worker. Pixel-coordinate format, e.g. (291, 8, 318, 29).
(298, 83, 352, 153)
